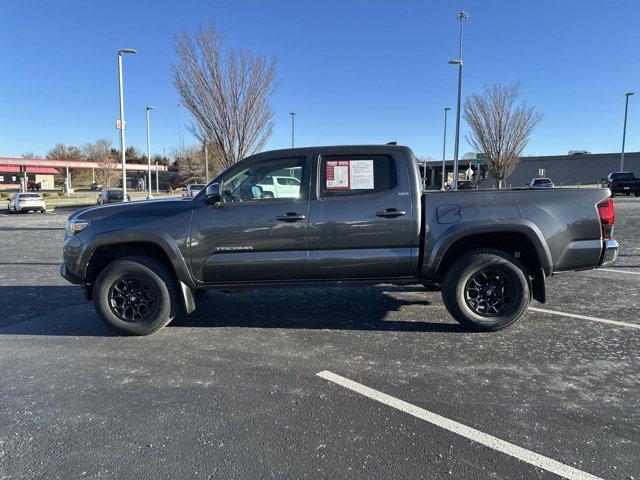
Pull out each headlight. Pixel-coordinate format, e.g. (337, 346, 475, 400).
(66, 219, 89, 235)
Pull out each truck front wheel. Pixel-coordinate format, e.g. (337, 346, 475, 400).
(442, 250, 530, 331)
(93, 256, 179, 335)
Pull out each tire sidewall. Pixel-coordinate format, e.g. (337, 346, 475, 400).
(94, 258, 177, 335)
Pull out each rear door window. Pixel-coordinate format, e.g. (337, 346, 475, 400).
(318, 155, 396, 199)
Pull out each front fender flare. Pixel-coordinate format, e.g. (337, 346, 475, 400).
(80, 232, 195, 287)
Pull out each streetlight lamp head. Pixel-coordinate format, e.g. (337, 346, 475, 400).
(445, 107, 451, 111)
(448, 59, 461, 65)
(625, 92, 635, 97)
(457, 11, 469, 21)
(289, 112, 296, 116)
(119, 49, 138, 54)
(146, 105, 155, 110)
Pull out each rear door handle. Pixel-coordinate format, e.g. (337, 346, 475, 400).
(276, 212, 306, 222)
(376, 208, 406, 218)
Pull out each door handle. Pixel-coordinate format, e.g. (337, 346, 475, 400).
(276, 212, 306, 222)
(376, 208, 406, 218)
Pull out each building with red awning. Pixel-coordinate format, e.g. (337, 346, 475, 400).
(0, 157, 167, 191)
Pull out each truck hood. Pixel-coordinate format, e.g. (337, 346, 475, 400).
(68, 197, 195, 222)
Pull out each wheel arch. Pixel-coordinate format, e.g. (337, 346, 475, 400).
(424, 222, 551, 303)
(81, 235, 195, 312)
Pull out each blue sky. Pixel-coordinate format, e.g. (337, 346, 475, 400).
(1, 0, 639, 160)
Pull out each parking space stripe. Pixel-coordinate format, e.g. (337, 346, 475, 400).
(529, 307, 640, 329)
(317, 370, 602, 480)
(597, 268, 640, 276)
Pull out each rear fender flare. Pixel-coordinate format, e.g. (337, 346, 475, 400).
(424, 220, 553, 278)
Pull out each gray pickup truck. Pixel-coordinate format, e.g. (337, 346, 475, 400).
(61, 145, 618, 335)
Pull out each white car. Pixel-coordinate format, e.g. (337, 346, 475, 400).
(525, 178, 555, 189)
(182, 184, 206, 198)
(7, 192, 46, 213)
(257, 176, 301, 199)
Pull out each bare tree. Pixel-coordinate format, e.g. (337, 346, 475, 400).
(463, 83, 542, 188)
(172, 22, 277, 172)
(21, 152, 39, 159)
(176, 146, 207, 184)
(46, 143, 84, 160)
(84, 139, 120, 188)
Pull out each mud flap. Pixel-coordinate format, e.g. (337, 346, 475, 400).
(531, 267, 546, 303)
(180, 281, 196, 314)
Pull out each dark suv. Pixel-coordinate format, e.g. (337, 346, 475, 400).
(97, 189, 130, 204)
(602, 172, 640, 197)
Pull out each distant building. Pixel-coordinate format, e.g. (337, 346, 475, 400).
(0, 157, 167, 191)
(423, 152, 640, 188)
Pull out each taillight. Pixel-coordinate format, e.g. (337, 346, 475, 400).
(597, 197, 615, 238)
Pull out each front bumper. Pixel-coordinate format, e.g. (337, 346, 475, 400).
(60, 262, 82, 284)
(598, 239, 618, 267)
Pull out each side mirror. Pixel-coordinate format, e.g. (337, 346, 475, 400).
(205, 183, 222, 205)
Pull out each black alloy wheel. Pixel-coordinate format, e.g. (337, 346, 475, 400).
(107, 275, 156, 323)
(463, 269, 514, 317)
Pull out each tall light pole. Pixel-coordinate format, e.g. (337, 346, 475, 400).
(289, 112, 296, 148)
(620, 92, 634, 172)
(145, 106, 155, 198)
(441, 107, 451, 190)
(117, 48, 137, 200)
(155, 160, 159, 195)
(448, 11, 468, 190)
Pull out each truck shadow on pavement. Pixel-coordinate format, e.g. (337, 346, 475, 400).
(0, 285, 464, 336)
(172, 286, 465, 333)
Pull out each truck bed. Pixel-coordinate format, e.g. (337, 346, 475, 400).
(420, 187, 610, 278)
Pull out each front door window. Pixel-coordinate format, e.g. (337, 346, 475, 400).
(221, 158, 304, 202)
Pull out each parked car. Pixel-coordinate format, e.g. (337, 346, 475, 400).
(90, 182, 102, 191)
(182, 184, 206, 198)
(7, 192, 46, 213)
(27, 181, 41, 191)
(97, 189, 129, 205)
(457, 180, 476, 190)
(61, 144, 618, 336)
(257, 175, 301, 198)
(526, 178, 555, 189)
(601, 172, 640, 197)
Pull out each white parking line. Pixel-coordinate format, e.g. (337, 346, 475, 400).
(317, 370, 602, 480)
(528, 307, 640, 330)
(598, 268, 640, 276)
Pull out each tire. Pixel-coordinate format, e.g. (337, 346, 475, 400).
(442, 249, 530, 332)
(93, 256, 180, 335)
(635, 192, 640, 198)
(262, 192, 274, 199)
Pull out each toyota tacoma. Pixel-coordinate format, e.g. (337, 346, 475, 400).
(61, 145, 618, 335)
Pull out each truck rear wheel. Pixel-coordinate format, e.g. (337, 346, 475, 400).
(442, 249, 530, 331)
(93, 256, 179, 335)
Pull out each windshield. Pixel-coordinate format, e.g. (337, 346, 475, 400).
(190, 184, 205, 190)
(107, 190, 123, 194)
(19, 193, 41, 199)
(534, 178, 552, 185)
(611, 172, 636, 180)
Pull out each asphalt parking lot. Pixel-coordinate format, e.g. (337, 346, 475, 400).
(0, 198, 638, 479)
